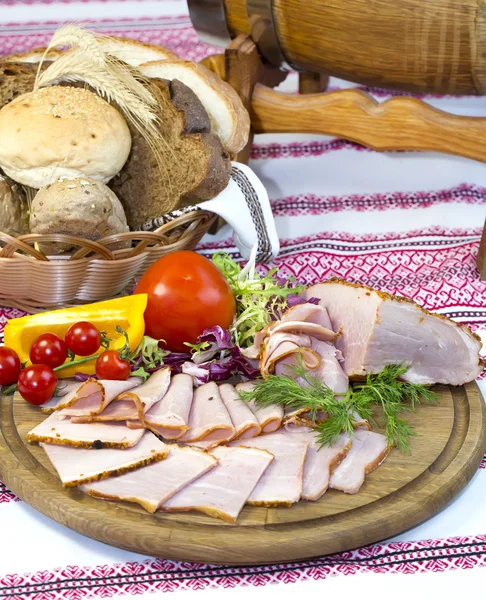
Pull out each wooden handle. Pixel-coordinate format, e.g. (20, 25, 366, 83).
(251, 86, 486, 163)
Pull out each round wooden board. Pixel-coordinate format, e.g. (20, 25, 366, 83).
(1, 383, 485, 565)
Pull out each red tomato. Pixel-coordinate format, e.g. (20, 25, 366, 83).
(65, 321, 102, 356)
(0, 347, 21, 386)
(95, 350, 131, 380)
(29, 333, 68, 369)
(18, 364, 57, 405)
(134, 251, 236, 352)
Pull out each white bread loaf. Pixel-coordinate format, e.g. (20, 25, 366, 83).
(2, 38, 177, 67)
(0, 86, 131, 188)
(138, 60, 250, 154)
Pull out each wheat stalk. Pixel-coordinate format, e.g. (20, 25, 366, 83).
(34, 26, 172, 181)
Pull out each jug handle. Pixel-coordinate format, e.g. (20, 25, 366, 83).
(250, 85, 486, 164)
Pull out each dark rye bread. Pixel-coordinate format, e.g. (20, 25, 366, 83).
(0, 62, 38, 107)
(110, 78, 231, 229)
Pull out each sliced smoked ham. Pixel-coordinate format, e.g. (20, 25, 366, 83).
(53, 378, 142, 418)
(230, 430, 309, 506)
(178, 381, 234, 444)
(304, 279, 483, 385)
(71, 369, 171, 423)
(329, 429, 391, 494)
(259, 332, 320, 378)
(219, 383, 261, 440)
(140, 373, 193, 440)
(162, 446, 273, 523)
(81, 445, 217, 512)
(235, 381, 284, 433)
(285, 427, 351, 500)
(26, 411, 145, 449)
(241, 304, 337, 360)
(40, 380, 81, 412)
(41, 431, 168, 487)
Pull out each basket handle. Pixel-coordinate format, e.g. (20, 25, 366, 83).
(5, 234, 117, 261)
(0, 232, 49, 261)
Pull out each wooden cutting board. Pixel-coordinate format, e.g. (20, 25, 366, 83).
(0, 383, 485, 565)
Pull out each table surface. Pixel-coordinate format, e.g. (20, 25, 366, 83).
(0, 0, 486, 596)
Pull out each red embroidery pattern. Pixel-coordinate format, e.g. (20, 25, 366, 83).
(0, 535, 485, 596)
(0, 17, 216, 63)
(268, 184, 486, 215)
(251, 138, 371, 160)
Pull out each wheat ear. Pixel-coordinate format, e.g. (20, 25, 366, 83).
(35, 32, 171, 176)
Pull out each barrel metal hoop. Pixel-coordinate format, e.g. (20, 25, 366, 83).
(246, 0, 298, 71)
(187, 0, 232, 48)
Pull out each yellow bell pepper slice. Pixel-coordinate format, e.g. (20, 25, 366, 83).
(4, 295, 147, 379)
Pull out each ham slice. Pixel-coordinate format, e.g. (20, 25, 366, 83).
(179, 382, 234, 444)
(71, 369, 171, 423)
(259, 332, 320, 377)
(81, 445, 217, 512)
(26, 411, 145, 448)
(41, 432, 168, 487)
(241, 304, 337, 360)
(54, 378, 142, 418)
(329, 429, 391, 494)
(285, 428, 351, 500)
(140, 373, 193, 439)
(40, 380, 81, 413)
(230, 430, 309, 506)
(162, 446, 274, 523)
(235, 381, 284, 433)
(304, 279, 483, 385)
(219, 383, 261, 440)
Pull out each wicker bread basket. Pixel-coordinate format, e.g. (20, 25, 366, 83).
(0, 210, 216, 313)
(0, 32, 246, 313)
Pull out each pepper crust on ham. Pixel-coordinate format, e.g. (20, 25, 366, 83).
(26, 411, 145, 449)
(304, 279, 483, 385)
(48, 378, 142, 417)
(41, 432, 168, 487)
(81, 444, 217, 512)
(71, 369, 171, 424)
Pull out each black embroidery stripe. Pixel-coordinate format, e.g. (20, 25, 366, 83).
(231, 166, 273, 263)
(1, 543, 486, 595)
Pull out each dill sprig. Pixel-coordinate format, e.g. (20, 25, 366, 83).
(351, 364, 438, 453)
(238, 358, 439, 453)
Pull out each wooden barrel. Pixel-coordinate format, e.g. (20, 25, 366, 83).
(188, 0, 486, 94)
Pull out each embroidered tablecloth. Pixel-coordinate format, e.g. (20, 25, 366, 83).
(1, 0, 486, 596)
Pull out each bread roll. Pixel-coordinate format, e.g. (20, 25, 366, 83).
(0, 86, 131, 188)
(30, 177, 129, 255)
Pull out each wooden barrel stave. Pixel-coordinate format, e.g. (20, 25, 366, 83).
(222, 0, 486, 94)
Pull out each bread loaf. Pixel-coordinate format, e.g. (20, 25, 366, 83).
(110, 78, 231, 229)
(2, 38, 178, 67)
(138, 60, 250, 154)
(0, 86, 132, 188)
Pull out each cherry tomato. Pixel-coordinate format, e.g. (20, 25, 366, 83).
(95, 350, 130, 380)
(18, 364, 57, 405)
(65, 321, 102, 356)
(0, 347, 21, 386)
(29, 333, 68, 369)
(134, 250, 236, 352)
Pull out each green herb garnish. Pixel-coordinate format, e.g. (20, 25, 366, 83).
(184, 341, 210, 356)
(238, 358, 438, 453)
(212, 251, 305, 348)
